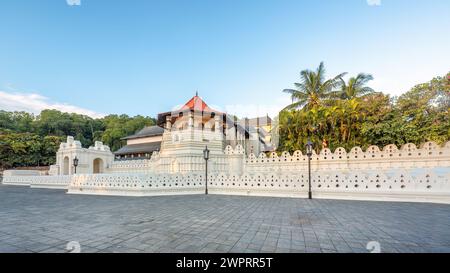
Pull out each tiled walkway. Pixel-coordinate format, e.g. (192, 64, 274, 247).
(0, 185, 449, 253)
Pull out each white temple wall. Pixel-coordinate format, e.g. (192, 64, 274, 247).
(107, 159, 153, 174)
(239, 141, 450, 175)
(49, 136, 114, 175)
(2, 139, 450, 204)
(3, 170, 42, 177)
(5, 165, 446, 203)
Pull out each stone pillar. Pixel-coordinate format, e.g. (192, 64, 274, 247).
(256, 127, 260, 155)
(214, 115, 220, 130)
(166, 116, 172, 130)
(188, 111, 194, 128)
(215, 115, 221, 134)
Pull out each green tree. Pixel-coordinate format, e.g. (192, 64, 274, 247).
(0, 108, 156, 168)
(41, 136, 63, 166)
(283, 62, 347, 110)
(278, 71, 450, 153)
(336, 73, 374, 100)
(100, 114, 156, 151)
(0, 111, 34, 132)
(0, 133, 43, 167)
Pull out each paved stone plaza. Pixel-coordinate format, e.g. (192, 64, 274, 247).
(0, 185, 449, 253)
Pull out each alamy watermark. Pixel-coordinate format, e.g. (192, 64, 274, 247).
(366, 241, 381, 253)
(66, 0, 81, 6)
(66, 241, 81, 253)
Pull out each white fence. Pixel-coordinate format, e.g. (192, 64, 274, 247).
(2, 175, 71, 189)
(241, 142, 450, 174)
(3, 168, 449, 203)
(2, 141, 450, 204)
(209, 168, 450, 203)
(68, 173, 205, 196)
(107, 159, 153, 173)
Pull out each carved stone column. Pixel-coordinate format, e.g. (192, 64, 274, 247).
(165, 116, 172, 130)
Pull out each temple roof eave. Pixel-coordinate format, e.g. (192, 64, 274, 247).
(114, 142, 161, 155)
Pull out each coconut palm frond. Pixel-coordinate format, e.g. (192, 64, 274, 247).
(283, 100, 307, 111)
(282, 62, 348, 109)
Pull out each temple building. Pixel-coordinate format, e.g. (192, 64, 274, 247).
(114, 94, 274, 160)
(239, 115, 275, 153)
(114, 126, 164, 160)
(5, 94, 449, 205)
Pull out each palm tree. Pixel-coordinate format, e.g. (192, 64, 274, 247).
(337, 73, 374, 100)
(283, 62, 347, 110)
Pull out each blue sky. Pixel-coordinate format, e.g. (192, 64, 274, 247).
(0, 0, 449, 118)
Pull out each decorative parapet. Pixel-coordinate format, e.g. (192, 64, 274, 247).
(224, 144, 245, 155)
(108, 159, 152, 173)
(59, 136, 82, 149)
(149, 151, 160, 161)
(49, 165, 59, 176)
(5, 166, 448, 203)
(3, 170, 41, 177)
(231, 141, 450, 173)
(2, 176, 33, 186)
(67, 173, 205, 196)
(88, 141, 111, 152)
(2, 175, 71, 189)
(2, 141, 449, 204)
(234, 141, 450, 161)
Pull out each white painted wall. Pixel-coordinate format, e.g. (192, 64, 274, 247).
(127, 135, 162, 145)
(3, 170, 41, 177)
(3, 140, 450, 204)
(3, 126, 450, 204)
(49, 136, 114, 175)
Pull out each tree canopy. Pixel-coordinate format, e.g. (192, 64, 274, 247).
(0, 110, 155, 169)
(283, 62, 347, 110)
(278, 66, 450, 153)
(1, 66, 449, 169)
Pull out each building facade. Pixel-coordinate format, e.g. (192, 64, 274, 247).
(2, 95, 450, 204)
(48, 136, 114, 176)
(114, 95, 273, 161)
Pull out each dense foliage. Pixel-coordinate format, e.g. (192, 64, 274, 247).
(0, 110, 155, 169)
(278, 64, 450, 153)
(1, 64, 448, 169)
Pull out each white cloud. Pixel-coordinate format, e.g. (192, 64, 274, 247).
(0, 90, 105, 118)
(66, 0, 81, 6)
(367, 0, 381, 6)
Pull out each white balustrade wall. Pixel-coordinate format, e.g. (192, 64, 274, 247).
(107, 159, 153, 173)
(241, 142, 450, 175)
(67, 173, 206, 196)
(2, 141, 450, 204)
(2, 175, 71, 189)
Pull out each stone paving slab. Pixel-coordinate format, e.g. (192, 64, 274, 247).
(0, 185, 449, 253)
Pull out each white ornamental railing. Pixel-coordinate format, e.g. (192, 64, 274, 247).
(1, 141, 449, 203)
(2, 168, 449, 203)
(2, 175, 71, 189)
(107, 159, 152, 173)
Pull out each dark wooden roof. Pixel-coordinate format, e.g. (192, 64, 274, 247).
(114, 142, 161, 155)
(121, 126, 164, 140)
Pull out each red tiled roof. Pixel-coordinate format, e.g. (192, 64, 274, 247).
(178, 95, 218, 113)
